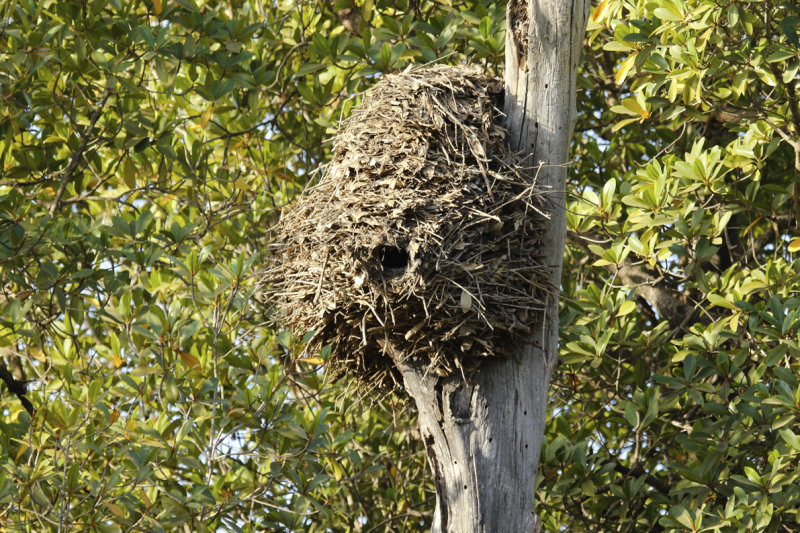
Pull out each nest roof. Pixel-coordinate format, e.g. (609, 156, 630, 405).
(266, 64, 551, 389)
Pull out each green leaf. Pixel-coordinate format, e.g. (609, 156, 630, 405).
(654, 6, 682, 22)
(780, 16, 800, 48)
(122, 157, 137, 188)
(780, 428, 800, 451)
(296, 62, 325, 77)
(671, 505, 694, 529)
(623, 401, 639, 427)
(766, 48, 796, 63)
(615, 54, 636, 84)
(379, 42, 392, 68)
(617, 300, 637, 316)
(209, 79, 236, 100)
(707, 294, 735, 309)
(479, 16, 491, 40)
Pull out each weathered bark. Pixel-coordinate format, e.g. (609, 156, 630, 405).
(395, 1, 589, 531)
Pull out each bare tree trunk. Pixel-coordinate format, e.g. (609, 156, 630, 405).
(395, 1, 589, 531)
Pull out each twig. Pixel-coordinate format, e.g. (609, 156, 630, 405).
(0, 363, 34, 415)
(49, 86, 113, 216)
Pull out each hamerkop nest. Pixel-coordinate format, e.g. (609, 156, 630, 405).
(267, 64, 551, 389)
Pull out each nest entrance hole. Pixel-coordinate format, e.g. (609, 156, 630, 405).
(378, 245, 410, 277)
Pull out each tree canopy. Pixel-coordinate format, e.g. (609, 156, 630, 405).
(550, 0, 800, 529)
(1, 0, 799, 531)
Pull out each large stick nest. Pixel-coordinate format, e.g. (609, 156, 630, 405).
(266, 64, 551, 389)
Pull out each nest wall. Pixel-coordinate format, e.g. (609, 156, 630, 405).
(267, 64, 552, 388)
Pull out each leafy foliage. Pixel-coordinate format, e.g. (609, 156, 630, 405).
(542, 0, 800, 530)
(2, 0, 799, 531)
(0, 0, 505, 529)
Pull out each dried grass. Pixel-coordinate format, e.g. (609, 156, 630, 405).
(265, 64, 552, 389)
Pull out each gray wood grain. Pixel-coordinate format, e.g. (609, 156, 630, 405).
(395, 0, 590, 530)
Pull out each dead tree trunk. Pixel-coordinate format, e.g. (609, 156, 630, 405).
(395, 1, 589, 531)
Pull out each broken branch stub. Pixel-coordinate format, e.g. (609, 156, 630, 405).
(266, 64, 553, 390)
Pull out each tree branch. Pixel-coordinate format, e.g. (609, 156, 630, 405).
(613, 462, 671, 495)
(567, 232, 694, 330)
(743, 214, 793, 264)
(607, 262, 692, 330)
(49, 87, 113, 216)
(0, 362, 34, 415)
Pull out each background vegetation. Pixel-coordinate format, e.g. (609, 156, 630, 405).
(0, 0, 798, 531)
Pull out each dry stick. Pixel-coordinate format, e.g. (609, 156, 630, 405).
(312, 249, 330, 304)
(49, 87, 113, 217)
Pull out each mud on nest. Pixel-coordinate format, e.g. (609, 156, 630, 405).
(266, 64, 553, 390)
